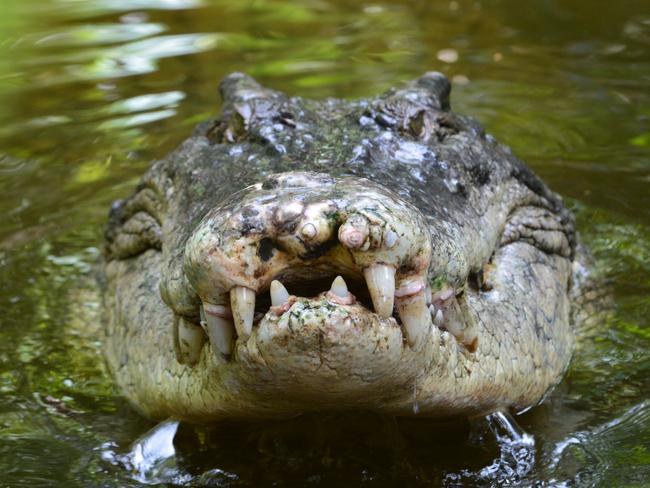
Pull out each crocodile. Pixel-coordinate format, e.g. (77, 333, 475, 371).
(101, 72, 594, 422)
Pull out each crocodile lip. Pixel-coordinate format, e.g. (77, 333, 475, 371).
(172, 172, 476, 367)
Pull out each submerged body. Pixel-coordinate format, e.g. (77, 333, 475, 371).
(102, 73, 586, 421)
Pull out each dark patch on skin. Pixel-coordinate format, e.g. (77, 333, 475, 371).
(258, 237, 275, 262)
(241, 207, 259, 219)
(467, 271, 481, 292)
(300, 237, 339, 260)
(239, 209, 264, 235)
(279, 220, 299, 234)
(239, 222, 259, 236)
(431, 113, 462, 141)
(397, 263, 417, 275)
(275, 111, 296, 128)
(468, 162, 491, 186)
(206, 109, 248, 144)
(262, 178, 280, 190)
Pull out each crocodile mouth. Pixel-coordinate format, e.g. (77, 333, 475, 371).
(196, 263, 430, 359)
(172, 172, 478, 367)
(253, 272, 374, 317)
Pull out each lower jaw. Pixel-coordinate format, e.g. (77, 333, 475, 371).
(163, 296, 478, 421)
(215, 297, 438, 407)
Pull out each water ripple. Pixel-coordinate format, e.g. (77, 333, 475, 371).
(33, 23, 166, 47)
(547, 400, 650, 485)
(32, 33, 224, 84)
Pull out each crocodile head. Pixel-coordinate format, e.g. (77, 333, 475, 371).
(102, 73, 578, 421)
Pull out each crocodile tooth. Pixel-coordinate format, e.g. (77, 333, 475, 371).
(396, 292, 430, 349)
(177, 317, 205, 365)
(434, 308, 444, 327)
(202, 303, 234, 358)
(230, 286, 255, 340)
(444, 312, 465, 340)
(270, 280, 290, 307)
(443, 297, 478, 350)
(364, 264, 395, 318)
(330, 275, 349, 298)
(326, 276, 355, 305)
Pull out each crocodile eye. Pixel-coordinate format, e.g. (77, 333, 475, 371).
(500, 205, 574, 258)
(104, 189, 163, 260)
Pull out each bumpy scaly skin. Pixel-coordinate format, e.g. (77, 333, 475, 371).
(102, 72, 581, 421)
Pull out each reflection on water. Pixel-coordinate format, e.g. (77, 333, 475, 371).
(548, 400, 650, 486)
(25, 33, 226, 84)
(0, 0, 648, 486)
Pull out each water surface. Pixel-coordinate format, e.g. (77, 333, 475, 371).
(1, 0, 649, 485)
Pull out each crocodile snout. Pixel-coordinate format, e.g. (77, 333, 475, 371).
(181, 171, 433, 361)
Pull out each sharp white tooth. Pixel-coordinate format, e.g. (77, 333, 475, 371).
(202, 303, 234, 358)
(177, 317, 205, 365)
(330, 275, 349, 298)
(230, 286, 255, 340)
(442, 296, 476, 348)
(396, 292, 431, 350)
(364, 264, 395, 318)
(270, 280, 290, 307)
(434, 309, 444, 327)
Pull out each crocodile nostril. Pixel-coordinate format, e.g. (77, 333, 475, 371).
(258, 237, 275, 262)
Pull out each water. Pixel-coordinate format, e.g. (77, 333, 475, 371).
(0, 0, 649, 485)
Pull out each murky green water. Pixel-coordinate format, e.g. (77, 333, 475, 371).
(1, 0, 649, 486)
